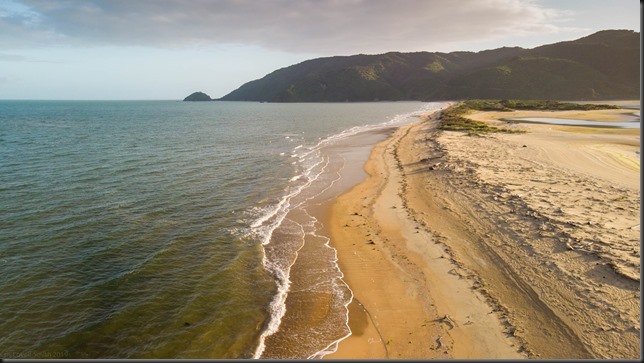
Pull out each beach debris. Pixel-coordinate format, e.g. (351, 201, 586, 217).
(429, 162, 443, 170)
(507, 326, 517, 336)
(447, 268, 460, 277)
(566, 239, 593, 251)
(524, 210, 540, 218)
(435, 336, 443, 350)
(436, 314, 457, 330)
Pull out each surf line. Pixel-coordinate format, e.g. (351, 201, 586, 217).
(251, 104, 446, 358)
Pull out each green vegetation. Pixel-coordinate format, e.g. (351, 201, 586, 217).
(183, 91, 212, 101)
(357, 65, 380, 80)
(425, 60, 445, 73)
(286, 84, 297, 97)
(496, 65, 511, 75)
(498, 99, 618, 110)
(438, 99, 618, 135)
(439, 101, 520, 134)
(219, 30, 639, 102)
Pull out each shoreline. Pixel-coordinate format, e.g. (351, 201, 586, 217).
(324, 113, 523, 359)
(255, 103, 448, 358)
(324, 104, 640, 358)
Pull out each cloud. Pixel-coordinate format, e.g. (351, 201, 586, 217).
(0, 53, 28, 61)
(4, 0, 581, 54)
(0, 76, 9, 84)
(0, 52, 62, 63)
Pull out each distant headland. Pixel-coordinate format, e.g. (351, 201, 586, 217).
(184, 29, 639, 102)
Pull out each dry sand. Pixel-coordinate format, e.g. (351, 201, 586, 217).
(326, 105, 640, 359)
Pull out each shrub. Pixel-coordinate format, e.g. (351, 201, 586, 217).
(439, 99, 618, 134)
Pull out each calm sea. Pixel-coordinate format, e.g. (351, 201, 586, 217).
(0, 100, 442, 359)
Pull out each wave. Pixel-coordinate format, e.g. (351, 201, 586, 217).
(247, 102, 447, 358)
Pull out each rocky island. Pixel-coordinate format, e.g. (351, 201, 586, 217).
(183, 91, 213, 101)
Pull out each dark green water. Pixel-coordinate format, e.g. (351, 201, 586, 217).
(0, 100, 439, 358)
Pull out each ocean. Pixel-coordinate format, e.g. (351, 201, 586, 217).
(0, 100, 444, 359)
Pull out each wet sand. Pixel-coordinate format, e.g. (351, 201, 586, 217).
(325, 105, 640, 359)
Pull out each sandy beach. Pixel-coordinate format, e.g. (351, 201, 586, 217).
(325, 104, 640, 359)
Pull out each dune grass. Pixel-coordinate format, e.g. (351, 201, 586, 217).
(438, 99, 618, 135)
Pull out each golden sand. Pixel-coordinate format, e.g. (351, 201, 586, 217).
(325, 105, 640, 359)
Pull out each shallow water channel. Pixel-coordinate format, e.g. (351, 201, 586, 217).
(501, 116, 640, 129)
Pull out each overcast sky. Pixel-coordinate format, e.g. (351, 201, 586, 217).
(0, 0, 639, 100)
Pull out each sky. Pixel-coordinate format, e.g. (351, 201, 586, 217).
(0, 0, 639, 100)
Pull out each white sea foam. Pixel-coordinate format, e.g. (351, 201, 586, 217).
(250, 102, 448, 358)
(252, 221, 306, 359)
(316, 102, 444, 149)
(305, 220, 354, 359)
(250, 152, 330, 358)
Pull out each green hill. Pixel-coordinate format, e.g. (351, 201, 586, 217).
(216, 30, 639, 102)
(183, 91, 212, 101)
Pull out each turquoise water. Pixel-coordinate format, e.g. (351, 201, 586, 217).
(0, 100, 438, 358)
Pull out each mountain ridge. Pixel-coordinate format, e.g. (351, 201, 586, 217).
(212, 30, 640, 102)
